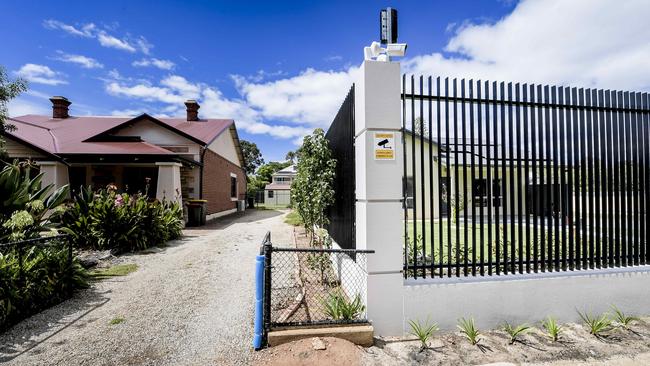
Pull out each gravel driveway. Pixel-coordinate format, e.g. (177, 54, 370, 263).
(0, 209, 293, 366)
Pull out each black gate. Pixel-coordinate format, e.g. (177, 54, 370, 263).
(402, 75, 649, 279)
(325, 85, 356, 249)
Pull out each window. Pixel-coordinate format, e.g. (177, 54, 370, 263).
(473, 178, 488, 207)
(268, 190, 274, 198)
(230, 176, 237, 198)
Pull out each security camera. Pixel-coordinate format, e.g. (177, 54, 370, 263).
(386, 43, 407, 57)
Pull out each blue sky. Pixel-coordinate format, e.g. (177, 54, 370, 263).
(3, 0, 649, 162)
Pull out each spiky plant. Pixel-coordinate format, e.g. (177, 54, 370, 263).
(541, 317, 562, 342)
(502, 322, 530, 344)
(458, 317, 481, 345)
(611, 305, 639, 330)
(578, 310, 613, 337)
(408, 317, 439, 351)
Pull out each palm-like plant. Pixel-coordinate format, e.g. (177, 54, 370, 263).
(541, 316, 562, 342)
(578, 310, 613, 337)
(611, 305, 639, 329)
(458, 317, 481, 345)
(409, 317, 439, 351)
(502, 322, 530, 344)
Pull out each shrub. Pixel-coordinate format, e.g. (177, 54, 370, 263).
(59, 187, 183, 252)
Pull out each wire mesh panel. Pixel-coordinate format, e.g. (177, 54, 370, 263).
(269, 247, 371, 327)
(401, 75, 649, 279)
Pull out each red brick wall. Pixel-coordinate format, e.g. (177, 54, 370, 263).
(201, 148, 246, 215)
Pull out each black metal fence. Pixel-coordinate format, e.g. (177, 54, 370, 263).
(402, 75, 649, 279)
(0, 234, 73, 287)
(261, 231, 372, 333)
(325, 85, 356, 249)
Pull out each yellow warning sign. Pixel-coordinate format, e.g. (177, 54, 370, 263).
(374, 132, 395, 160)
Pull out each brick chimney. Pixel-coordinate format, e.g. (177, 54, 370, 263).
(50, 96, 71, 119)
(185, 100, 200, 121)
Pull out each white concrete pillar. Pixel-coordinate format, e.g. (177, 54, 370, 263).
(39, 161, 69, 193)
(355, 60, 404, 336)
(155, 162, 182, 204)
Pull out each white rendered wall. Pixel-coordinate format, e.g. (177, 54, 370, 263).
(39, 161, 69, 194)
(155, 162, 182, 204)
(404, 267, 650, 331)
(207, 129, 241, 167)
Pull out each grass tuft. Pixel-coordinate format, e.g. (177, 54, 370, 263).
(578, 310, 613, 337)
(90, 264, 139, 279)
(611, 305, 639, 329)
(109, 317, 125, 325)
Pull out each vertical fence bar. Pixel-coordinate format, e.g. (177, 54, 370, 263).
(613, 91, 622, 267)
(523, 84, 531, 272)
(551, 86, 560, 271)
(621, 91, 630, 267)
(544, 85, 553, 271)
(501, 82, 508, 274)
(486, 81, 493, 276)
(538, 85, 546, 272)
(67, 236, 73, 296)
(494, 81, 501, 275)
(592, 89, 602, 268)
(625, 91, 634, 266)
(558, 87, 567, 270)
(565, 87, 575, 270)
(428, 76, 434, 277)
(477, 80, 485, 276)
(586, 89, 596, 268)
(572, 88, 581, 270)
(437, 77, 444, 277)
(469, 80, 477, 276)
(262, 237, 272, 346)
(605, 90, 614, 268)
(514, 83, 523, 273)
(461, 79, 468, 276)
(411, 75, 418, 278)
(632, 92, 640, 265)
(446, 78, 452, 277)
(402, 74, 408, 277)
(531, 84, 539, 272)
(597, 90, 607, 267)
(453, 78, 460, 277)
(419, 76, 426, 278)
(508, 83, 516, 273)
(644, 93, 650, 264)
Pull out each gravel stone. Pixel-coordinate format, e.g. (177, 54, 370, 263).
(0, 209, 293, 366)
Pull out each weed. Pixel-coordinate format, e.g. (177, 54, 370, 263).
(502, 322, 530, 344)
(322, 290, 365, 320)
(578, 310, 613, 337)
(541, 317, 562, 342)
(109, 317, 125, 325)
(90, 264, 138, 279)
(611, 305, 639, 329)
(408, 317, 439, 351)
(457, 317, 481, 345)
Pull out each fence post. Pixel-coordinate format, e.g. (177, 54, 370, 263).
(354, 60, 404, 335)
(67, 235, 73, 297)
(262, 233, 272, 347)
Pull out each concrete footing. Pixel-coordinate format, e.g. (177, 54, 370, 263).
(268, 324, 374, 347)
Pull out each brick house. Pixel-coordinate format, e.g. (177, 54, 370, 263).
(3, 96, 246, 219)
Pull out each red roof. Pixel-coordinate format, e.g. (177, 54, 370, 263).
(6, 114, 234, 156)
(264, 183, 292, 190)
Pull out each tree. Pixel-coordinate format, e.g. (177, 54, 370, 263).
(291, 128, 336, 245)
(0, 66, 27, 157)
(285, 150, 297, 164)
(256, 161, 290, 184)
(240, 140, 264, 175)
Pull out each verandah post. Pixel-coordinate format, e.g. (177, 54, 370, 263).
(355, 60, 404, 336)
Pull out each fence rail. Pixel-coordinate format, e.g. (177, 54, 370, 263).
(402, 75, 649, 279)
(261, 231, 372, 334)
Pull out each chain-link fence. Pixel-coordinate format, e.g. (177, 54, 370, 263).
(261, 234, 373, 329)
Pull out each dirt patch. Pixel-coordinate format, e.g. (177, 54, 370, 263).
(362, 317, 650, 365)
(254, 337, 364, 366)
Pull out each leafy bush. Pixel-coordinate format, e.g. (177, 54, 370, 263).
(0, 240, 88, 331)
(58, 187, 183, 252)
(322, 290, 365, 320)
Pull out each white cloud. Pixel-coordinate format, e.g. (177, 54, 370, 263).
(132, 58, 175, 70)
(104, 74, 311, 140)
(53, 51, 103, 69)
(42, 19, 94, 37)
(233, 67, 359, 128)
(402, 0, 650, 92)
(7, 98, 49, 117)
(135, 37, 153, 55)
(110, 108, 142, 116)
(16, 64, 67, 85)
(97, 31, 136, 52)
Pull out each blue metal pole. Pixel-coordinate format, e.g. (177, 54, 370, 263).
(253, 254, 265, 350)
